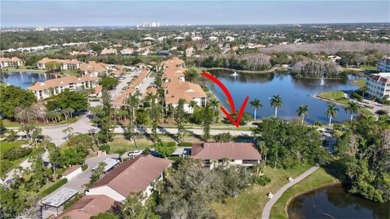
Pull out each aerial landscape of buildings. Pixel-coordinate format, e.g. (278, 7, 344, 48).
(0, 1, 389, 219)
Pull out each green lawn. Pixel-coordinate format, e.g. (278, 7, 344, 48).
(0, 141, 23, 157)
(211, 164, 312, 218)
(62, 70, 80, 76)
(4, 67, 46, 73)
(317, 91, 346, 100)
(270, 168, 338, 219)
(351, 79, 366, 88)
(109, 137, 153, 155)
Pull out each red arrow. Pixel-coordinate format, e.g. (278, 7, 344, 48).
(200, 72, 249, 127)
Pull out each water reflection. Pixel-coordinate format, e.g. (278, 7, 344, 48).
(208, 71, 360, 123)
(3, 72, 57, 90)
(288, 184, 389, 219)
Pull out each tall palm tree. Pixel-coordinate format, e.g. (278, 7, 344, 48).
(344, 101, 359, 121)
(209, 98, 219, 123)
(296, 104, 309, 124)
(270, 95, 283, 118)
(250, 98, 262, 120)
(326, 103, 339, 127)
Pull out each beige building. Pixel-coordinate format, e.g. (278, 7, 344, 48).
(27, 74, 99, 100)
(161, 57, 207, 113)
(0, 57, 24, 68)
(80, 61, 108, 76)
(366, 73, 390, 100)
(37, 58, 80, 70)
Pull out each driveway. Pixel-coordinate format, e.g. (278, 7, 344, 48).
(41, 114, 95, 146)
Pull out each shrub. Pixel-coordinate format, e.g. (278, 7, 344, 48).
(2, 147, 32, 161)
(351, 92, 363, 101)
(376, 109, 388, 115)
(252, 175, 271, 186)
(155, 141, 176, 157)
(81, 164, 88, 171)
(178, 142, 192, 146)
(99, 144, 111, 154)
(40, 178, 68, 197)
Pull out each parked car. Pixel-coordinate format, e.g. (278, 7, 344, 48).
(128, 150, 143, 157)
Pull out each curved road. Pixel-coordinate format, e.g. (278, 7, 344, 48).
(261, 166, 320, 219)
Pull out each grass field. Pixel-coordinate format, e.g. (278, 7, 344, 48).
(0, 141, 23, 157)
(211, 164, 312, 218)
(351, 79, 366, 88)
(317, 91, 346, 100)
(270, 168, 338, 219)
(109, 137, 153, 155)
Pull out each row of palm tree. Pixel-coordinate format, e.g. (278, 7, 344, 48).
(249, 95, 360, 126)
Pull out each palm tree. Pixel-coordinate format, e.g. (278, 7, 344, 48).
(209, 98, 219, 123)
(189, 100, 197, 113)
(326, 103, 339, 127)
(296, 105, 309, 124)
(250, 98, 262, 120)
(344, 101, 359, 121)
(270, 95, 283, 118)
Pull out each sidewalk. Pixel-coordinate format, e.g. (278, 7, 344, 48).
(261, 166, 320, 219)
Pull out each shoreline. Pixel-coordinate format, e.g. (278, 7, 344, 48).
(206, 67, 280, 74)
(284, 182, 341, 217)
(3, 68, 47, 73)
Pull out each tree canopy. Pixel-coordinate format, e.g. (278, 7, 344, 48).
(0, 85, 36, 119)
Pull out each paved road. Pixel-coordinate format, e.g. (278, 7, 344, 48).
(41, 114, 95, 146)
(110, 71, 138, 100)
(113, 126, 252, 136)
(261, 166, 320, 219)
(138, 76, 155, 97)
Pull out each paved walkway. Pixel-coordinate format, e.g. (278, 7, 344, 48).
(261, 166, 320, 219)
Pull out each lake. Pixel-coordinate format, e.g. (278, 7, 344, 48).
(2, 72, 57, 90)
(288, 184, 389, 219)
(209, 71, 360, 123)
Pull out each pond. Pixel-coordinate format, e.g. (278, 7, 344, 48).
(209, 71, 360, 123)
(288, 184, 389, 219)
(2, 72, 57, 90)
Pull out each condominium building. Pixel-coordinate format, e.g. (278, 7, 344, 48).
(27, 74, 99, 100)
(0, 57, 24, 68)
(377, 57, 390, 72)
(366, 73, 390, 100)
(37, 58, 80, 70)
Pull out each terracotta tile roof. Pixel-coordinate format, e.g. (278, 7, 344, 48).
(80, 61, 107, 72)
(0, 57, 22, 62)
(38, 58, 80, 65)
(165, 81, 207, 104)
(192, 143, 262, 160)
(62, 165, 81, 177)
(89, 155, 172, 196)
(56, 195, 115, 219)
(27, 75, 99, 91)
(94, 85, 103, 95)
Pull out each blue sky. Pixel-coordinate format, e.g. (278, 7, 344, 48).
(1, 1, 389, 27)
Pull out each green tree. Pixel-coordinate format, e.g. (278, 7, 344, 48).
(270, 95, 282, 118)
(98, 89, 113, 143)
(296, 104, 309, 124)
(209, 98, 219, 123)
(0, 85, 36, 119)
(175, 99, 186, 142)
(345, 101, 359, 121)
(203, 104, 211, 141)
(250, 98, 262, 120)
(326, 103, 339, 127)
(46, 89, 88, 112)
(90, 162, 107, 184)
(100, 76, 119, 90)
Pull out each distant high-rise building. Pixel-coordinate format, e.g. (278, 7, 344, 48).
(35, 27, 44, 31)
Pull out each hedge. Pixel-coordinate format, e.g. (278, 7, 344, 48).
(40, 178, 68, 197)
(178, 142, 192, 147)
(2, 147, 32, 161)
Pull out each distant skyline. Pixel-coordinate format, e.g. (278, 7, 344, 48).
(1, 1, 389, 27)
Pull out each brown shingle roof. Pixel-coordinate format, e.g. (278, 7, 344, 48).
(56, 195, 115, 219)
(192, 143, 262, 160)
(89, 155, 172, 196)
(27, 75, 99, 91)
(62, 165, 81, 177)
(80, 61, 107, 72)
(0, 57, 22, 62)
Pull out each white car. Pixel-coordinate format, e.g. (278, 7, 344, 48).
(128, 150, 143, 157)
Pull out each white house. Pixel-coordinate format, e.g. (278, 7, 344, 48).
(37, 58, 80, 70)
(192, 143, 262, 168)
(61, 165, 82, 181)
(85, 155, 172, 203)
